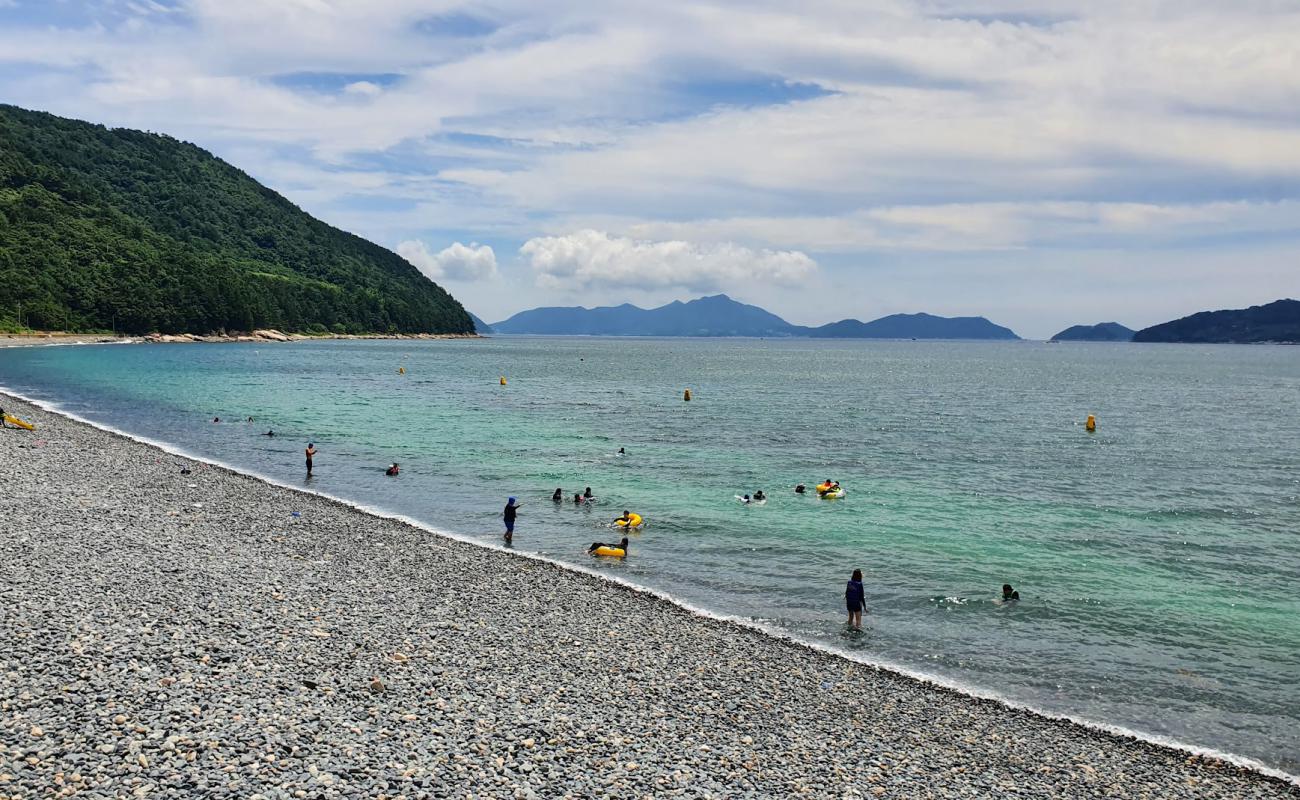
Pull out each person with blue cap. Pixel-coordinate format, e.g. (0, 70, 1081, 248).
(503, 497, 522, 543)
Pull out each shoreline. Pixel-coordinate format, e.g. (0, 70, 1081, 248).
(2, 389, 1297, 797)
(0, 330, 482, 348)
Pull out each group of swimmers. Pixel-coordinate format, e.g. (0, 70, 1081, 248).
(553, 486, 595, 504)
(243, 422, 1015, 629)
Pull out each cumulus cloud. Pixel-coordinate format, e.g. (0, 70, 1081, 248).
(397, 240, 498, 282)
(519, 230, 816, 291)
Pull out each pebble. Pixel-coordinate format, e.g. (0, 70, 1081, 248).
(0, 391, 1296, 799)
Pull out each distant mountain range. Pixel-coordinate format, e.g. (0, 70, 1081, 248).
(1051, 322, 1135, 342)
(491, 295, 1022, 339)
(467, 312, 494, 334)
(1133, 299, 1300, 343)
(492, 295, 795, 337)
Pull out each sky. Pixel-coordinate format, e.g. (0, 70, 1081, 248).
(2, 1, 1299, 337)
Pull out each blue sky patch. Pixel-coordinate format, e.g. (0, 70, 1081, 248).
(270, 72, 404, 94)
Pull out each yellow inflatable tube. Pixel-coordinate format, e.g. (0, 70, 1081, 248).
(591, 545, 626, 558)
(615, 513, 643, 529)
(4, 414, 35, 431)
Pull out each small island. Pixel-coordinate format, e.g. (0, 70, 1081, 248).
(1050, 322, 1135, 342)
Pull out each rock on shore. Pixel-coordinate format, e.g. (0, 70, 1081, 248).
(0, 392, 1295, 799)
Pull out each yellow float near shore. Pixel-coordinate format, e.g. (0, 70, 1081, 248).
(615, 513, 643, 529)
(591, 545, 626, 558)
(3, 414, 35, 431)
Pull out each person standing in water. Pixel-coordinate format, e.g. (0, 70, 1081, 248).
(305, 443, 317, 477)
(552, 488, 564, 502)
(1001, 584, 1020, 601)
(845, 569, 866, 629)
(503, 497, 521, 543)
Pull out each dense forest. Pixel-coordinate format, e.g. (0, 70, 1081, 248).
(0, 104, 473, 335)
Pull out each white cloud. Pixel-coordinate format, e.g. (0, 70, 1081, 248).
(343, 81, 383, 97)
(519, 230, 817, 291)
(397, 240, 498, 282)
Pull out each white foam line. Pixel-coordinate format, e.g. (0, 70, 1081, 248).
(2, 382, 1296, 787)
(0, 339, 136, 349)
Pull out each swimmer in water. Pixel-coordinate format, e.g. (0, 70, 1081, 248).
(552, 487, 564, 502)
(617, 447, 625, 454)
(583, 487, 594, 500)
(740, 494, 751, 504)
(574, 492, 584, 504)
(613, 510, 634, 526)
(1002, 584, 1020, 601)
(262, 430, 275, 437)
(385, 463, 399, 476)
(794, 484, 806, 494)
(753, 490, 766, 502)
(588, 536, 629, 555)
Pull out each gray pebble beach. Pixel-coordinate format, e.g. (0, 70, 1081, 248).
(2, 392, 1296, 799)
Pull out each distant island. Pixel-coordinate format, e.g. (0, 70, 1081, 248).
(1133, 299, 1300, 344)
(492, 294, 1022, 339)
(468, 312, 494, 334)
(808, 313, 1018, 340)
(1050, 322, 1135, 342)
(0, 105, 473, 336)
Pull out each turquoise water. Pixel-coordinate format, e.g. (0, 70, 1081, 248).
(3, 338, 1298, 774)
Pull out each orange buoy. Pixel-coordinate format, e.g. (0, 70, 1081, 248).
(1085, 414, 1096, 432)
(683, 388, 691, 402)
(500, 376, 507, 386)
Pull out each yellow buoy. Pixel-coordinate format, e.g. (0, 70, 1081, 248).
(397, 366, 406, 375)
(1085, 414, 1096, 432)
(500, 376, 507, 386)
(683, 388, 691, 402)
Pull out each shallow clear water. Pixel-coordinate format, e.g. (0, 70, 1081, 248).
(3, 338, 1298, 774)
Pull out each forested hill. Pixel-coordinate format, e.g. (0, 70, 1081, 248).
(0, 104, 473, 335)
(1133, 299, 1300, 343)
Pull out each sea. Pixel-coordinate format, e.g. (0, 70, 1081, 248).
(2, 337, 1297, 777)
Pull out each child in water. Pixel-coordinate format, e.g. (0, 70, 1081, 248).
(385, 463, 399, 476)
(845, 569, 866, 629)
(552, 487, 564, 502)
(588, 536, 629, 555)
